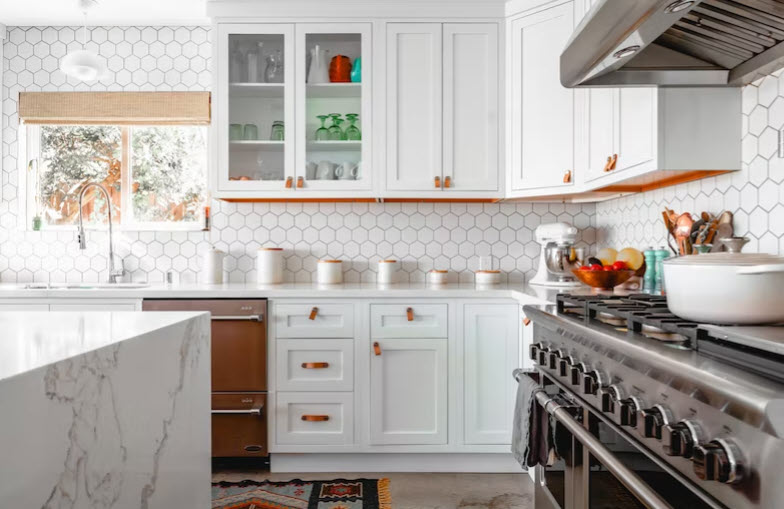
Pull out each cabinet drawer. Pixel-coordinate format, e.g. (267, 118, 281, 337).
(275, 303, 354, 338)
(276, 339, 354, 392)
(276, 392, 354, 445)
(212, 393, 267, 458)
(370, 304, 448, 338)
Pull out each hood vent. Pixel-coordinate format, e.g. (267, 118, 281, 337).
(561, 0, 784, 87)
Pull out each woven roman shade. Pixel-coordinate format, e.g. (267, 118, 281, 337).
(18, 91, 211, 125)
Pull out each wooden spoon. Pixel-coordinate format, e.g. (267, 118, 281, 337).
(675, 213, 694, 255)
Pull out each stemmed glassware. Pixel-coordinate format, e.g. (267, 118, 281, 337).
(345, 114, 361, 140)
(315, 115, 330, 141)
(328, 113, 344, 141)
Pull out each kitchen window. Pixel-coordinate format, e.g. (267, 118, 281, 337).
(19, 91, 211, 231)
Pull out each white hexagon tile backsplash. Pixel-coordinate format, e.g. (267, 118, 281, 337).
(0, 27, 598, 285)
(595, 71, 784, 256)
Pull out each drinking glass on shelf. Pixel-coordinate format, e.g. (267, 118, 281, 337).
(345, 114, 361, 141)
(243, 123, 258, 140)
(229, 123, 243, 141)
(270, 121, 284, 141)
(335, 119, 346, 140)
(315, 115, 330, 141)
(264, 51, 284, 83)
(328, 113, 343, 141)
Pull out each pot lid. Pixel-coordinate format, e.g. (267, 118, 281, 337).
(663, 253, 784, 266)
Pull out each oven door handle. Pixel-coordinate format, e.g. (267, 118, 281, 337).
(212, 404, 264, 416)
(211, 315, 264, 322)
(534, 391, 674, 509)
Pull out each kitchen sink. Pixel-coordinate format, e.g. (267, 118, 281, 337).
(23, 283, 150, 290)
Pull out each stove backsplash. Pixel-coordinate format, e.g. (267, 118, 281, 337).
(0, 26, 596, 285)
(596, 72, 783, 255)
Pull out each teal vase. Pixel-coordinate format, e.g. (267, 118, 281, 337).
(350, 58, 362, 83)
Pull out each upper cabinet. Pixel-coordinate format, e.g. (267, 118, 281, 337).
(508, 3, 577, 195)
(385, 22, 501, 197)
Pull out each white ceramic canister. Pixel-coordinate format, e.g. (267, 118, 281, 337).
(257, 247, 284, 284)
(201, 247, 226, 284)
(377, 259, 399, 284)
(475, 270, 501, 285)
(427, 269, 449, 286)
(317, 259, 343, 284)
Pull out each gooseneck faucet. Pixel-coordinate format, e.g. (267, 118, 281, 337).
(77, 183, 124, 284)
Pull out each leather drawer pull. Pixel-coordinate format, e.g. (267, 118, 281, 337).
(406, 307, 414, 322)
(301, 415, 330, 422)
(296, 176, 304, 188)
(309, 307, 318, 320)
(302, 362, 330, 369)
(373, 342, 382, 356)
(610, 153, 618, 170)
(434, 176, 441, 188)
(444, 176, 452, 188)
(523, 317, 531, 326)
(285, 176, 293, 188)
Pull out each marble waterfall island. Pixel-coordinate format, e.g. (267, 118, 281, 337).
(0, 311, 211, 508)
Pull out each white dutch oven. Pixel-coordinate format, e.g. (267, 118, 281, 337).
(662, 253, 784, 324)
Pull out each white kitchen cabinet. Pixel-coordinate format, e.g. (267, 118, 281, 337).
(463, 303, 519, 445)
(385, 22, 501, 196)
(276, 338, 354, 392)
(443, 23, 499, 192)
(385, 23, 443, 192)
(370, 303, 448, 339)
(369, 338, 448, 445)
(214, 23, 296, 196)
(508, 2, 578, 194)
(274, 302, 355, 338)
(276, 392, 354, 446)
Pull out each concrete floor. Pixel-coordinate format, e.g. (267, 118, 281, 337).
(212, 469, 535, 509)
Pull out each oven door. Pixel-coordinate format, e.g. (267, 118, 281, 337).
(534, 375, 723, 509)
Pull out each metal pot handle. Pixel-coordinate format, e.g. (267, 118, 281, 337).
(737, 264, 784, 275)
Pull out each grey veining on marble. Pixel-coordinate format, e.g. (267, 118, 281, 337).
(0, 312, 211, 509)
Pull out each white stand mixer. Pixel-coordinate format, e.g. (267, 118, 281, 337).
(530, 222, 583, 287)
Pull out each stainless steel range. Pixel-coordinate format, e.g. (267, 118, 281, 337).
(520, 293, 784, 509)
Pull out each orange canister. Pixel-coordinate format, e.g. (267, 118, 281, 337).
(329, 55, 352, 82)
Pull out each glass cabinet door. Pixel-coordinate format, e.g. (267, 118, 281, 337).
(217, 24, 295, 192)
(295, 24, 371, 191)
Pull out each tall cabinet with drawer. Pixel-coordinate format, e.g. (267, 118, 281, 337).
(268, 298, 522, 469)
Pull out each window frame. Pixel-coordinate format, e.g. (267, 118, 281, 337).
(22, 123, 208, 232)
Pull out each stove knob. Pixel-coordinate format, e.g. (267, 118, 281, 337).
(600, 385, 623, 413)
(664, 420, 702, 458)
(693, 439, 744, 484)
(619, 396, 643, 427)
(570, 362, 587, 386)
(640, 405, 671, 440)
(558, 356, 575, 377)
(582, 370, 606, 395)
(538, 347, 550, 366)
(529, 343, 542, 361)
(548, 350, 563, 369)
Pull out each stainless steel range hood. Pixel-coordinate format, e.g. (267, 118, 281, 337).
(561, 0, 784, 87)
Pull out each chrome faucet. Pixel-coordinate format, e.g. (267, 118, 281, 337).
(77, 183, 124, 284)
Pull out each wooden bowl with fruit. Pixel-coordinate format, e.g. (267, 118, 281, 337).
(573, 248, 644, 289)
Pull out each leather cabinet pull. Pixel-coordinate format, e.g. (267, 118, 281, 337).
(301, 362, 330, 369)
(373, 342, 382, 356)
(406, 307, 414, 322)
(309, 307, 318, 320)
(301, 415, 330, 422)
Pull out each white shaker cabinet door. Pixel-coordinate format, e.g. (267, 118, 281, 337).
(583, 88, 616, 182)
(510, 3, 576, 191)
(443, 23, 499, 192)
(615, 87, 656, 174)
(463, 303, 520, 445)
(385, 23, 443, 191)
(369, 338, 448, 445)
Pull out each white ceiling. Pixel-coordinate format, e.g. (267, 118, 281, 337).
(0, 0, 210, 26)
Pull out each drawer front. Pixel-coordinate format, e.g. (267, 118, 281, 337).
(370, 304, 448, 338)
(211, 320, 267, 392)
(277, 339, 354, 392)
(275, 303, 354, 338)
(276, 392, 354, 445)
(212, 393, 267, 457)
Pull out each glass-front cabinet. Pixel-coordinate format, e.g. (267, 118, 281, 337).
(295, 24, 371, 192)
(215, 22, 371, 198)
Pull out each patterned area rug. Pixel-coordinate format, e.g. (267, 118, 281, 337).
(212, 478, 391, 509)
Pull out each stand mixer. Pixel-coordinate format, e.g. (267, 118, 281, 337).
(530, 222, 584, 287)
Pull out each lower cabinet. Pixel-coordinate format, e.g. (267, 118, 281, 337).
(369, 338, 448, 445)
(463, 303, 520, 445)
(276, 392, 354, 446)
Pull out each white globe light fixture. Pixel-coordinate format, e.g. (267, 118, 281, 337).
(60, 0, 107, 82)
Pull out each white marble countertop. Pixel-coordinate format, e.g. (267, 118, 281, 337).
(0, 311, 207, 382)
(0, 281, 566, 303)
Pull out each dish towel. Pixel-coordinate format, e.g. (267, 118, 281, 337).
(511, 371, 540, 469)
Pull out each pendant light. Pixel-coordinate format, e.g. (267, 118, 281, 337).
(60, 0, 107, 82)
